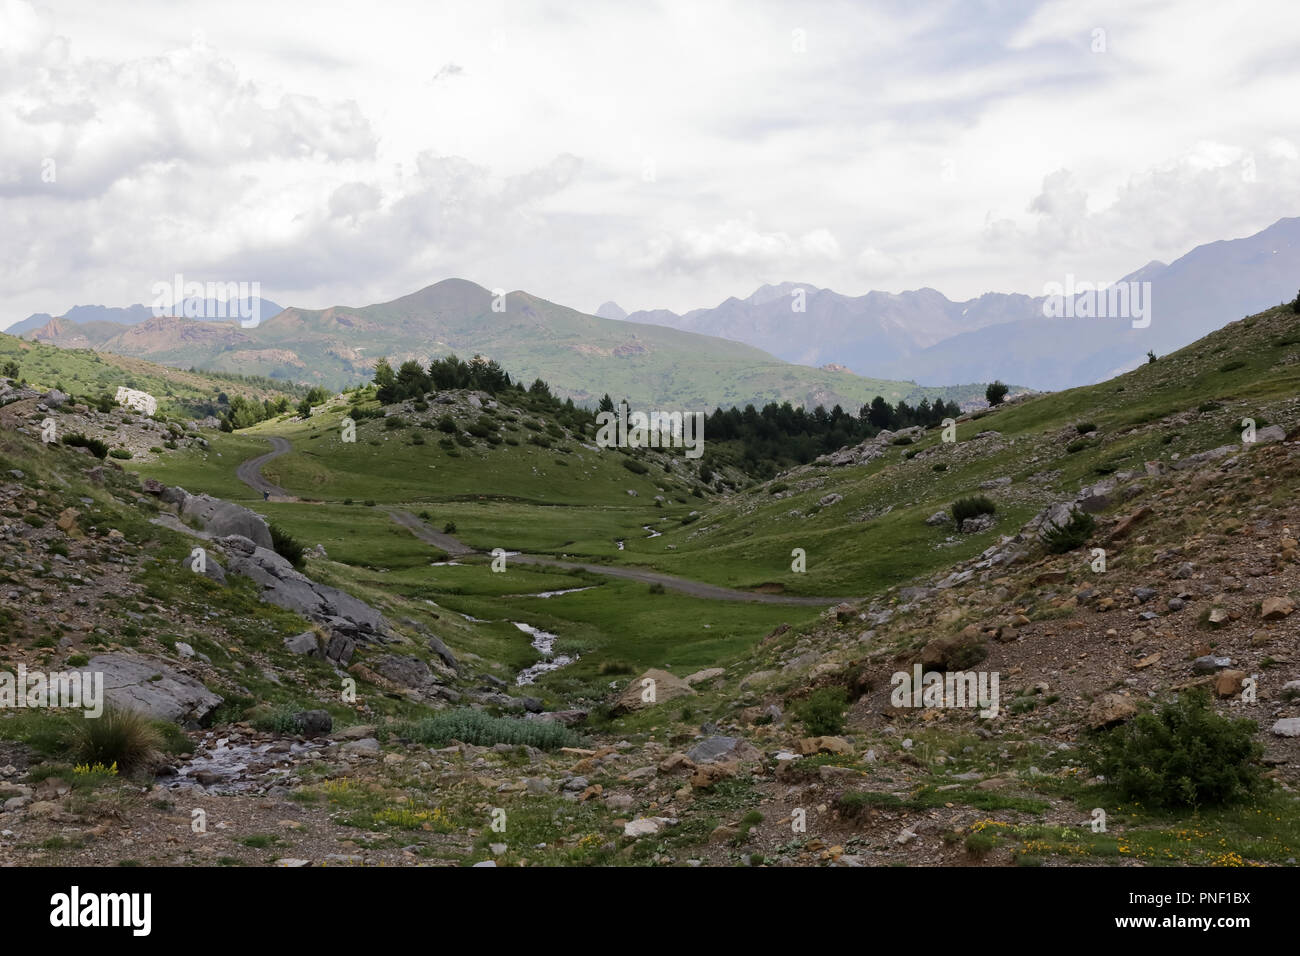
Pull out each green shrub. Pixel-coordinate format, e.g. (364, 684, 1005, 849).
(269, 523, 305, 568)
(108, 448, 133, 460)
(768, 482, 789, 495)
(621, 458, 649, 475)
(891, 435, 913, 446)
(1075, 421, 1097, 434)
(397, 710, 581, 750)
(1041, 508, 1096, 553)
(794, 687, 848, 736)
(951, 496, 996, 523)
(1084, 690, 1265, 808)
(1065, 438, 1088, 453)
(72, 707, 163, 774)
(931, 463, 948, 472)
(437, 415, 457, 433)
(443, 521, 456, 534)
(61, 434, 109, 459)
(1218, 360, 1247, 373)
(985, 381, 1009, 406)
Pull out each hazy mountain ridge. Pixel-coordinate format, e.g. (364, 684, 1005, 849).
(617, 217, 1300, 389)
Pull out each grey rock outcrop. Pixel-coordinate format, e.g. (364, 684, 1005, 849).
(181, 493, 274, 549)
(217, 535, 392, 645)
(83, 654, 222, 725)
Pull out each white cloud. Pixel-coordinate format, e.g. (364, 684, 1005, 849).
(3, 0, 1300, 326)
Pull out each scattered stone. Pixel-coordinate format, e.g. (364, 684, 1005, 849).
(1260, 596, 1295, 620)
(1087, 693, 1138, 729)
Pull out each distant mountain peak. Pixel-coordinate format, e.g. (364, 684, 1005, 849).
(746, 281, 819, 306)
(595, 301, 628, 320)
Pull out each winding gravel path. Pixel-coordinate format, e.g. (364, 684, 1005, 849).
(235, 435, 294, 499)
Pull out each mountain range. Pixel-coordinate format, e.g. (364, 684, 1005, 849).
(9, 279, 982, 412)
(8, 297, 284, 337)
(605, 216, 1300, 390)
(12, 216, 1298, 402)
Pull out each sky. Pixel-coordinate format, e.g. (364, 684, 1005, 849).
(3, 0, 1300, 329)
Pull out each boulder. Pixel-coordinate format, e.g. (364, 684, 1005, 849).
(1260, 596, 1295, 620)
(686, 736, 761, 764)
(796, 736, 852, 756)
(183, 495, 273, 549)
(83, 654, 222, 725)
(684, 667, 725, 686)
(426, 634, 458, 671)
(1270, 718, 1300, 738)
(610, 669, 694, 715)
(1214, 670, 1247, 698)
(1086, 693, 1137, 729)
(218, 535, 391, 645)
(283, 631, 321, 657)
(373, 655, 437, 690)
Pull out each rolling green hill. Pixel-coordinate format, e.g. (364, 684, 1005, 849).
(0, 331, 305, 416)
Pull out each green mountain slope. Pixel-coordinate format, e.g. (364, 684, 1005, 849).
(41, 278, 995, 411)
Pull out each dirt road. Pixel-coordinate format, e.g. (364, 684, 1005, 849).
(235, 435, 294, 499)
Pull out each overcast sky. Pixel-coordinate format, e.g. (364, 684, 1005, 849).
(3, 0, 1300, 329)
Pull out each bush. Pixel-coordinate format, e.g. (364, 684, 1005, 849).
(794, 687, 848, 736)
(1084, 690, 1265, 808)
(108, 448, 133, 460)
(621, 458, 649, 475)
(269, 523, 305, 569)
(397, 710, 581, 750)
(768, 482, 789, 495)
(1065, 438, 1088, 453)
(1074, 421, 1096, 434)
(985, 381, 1009, 406)
(443, 521, 456, 534)
(931, 463, 948, 472)
(72, 707, 163, 774)
(1291, 289, 1300, 314)
(61, 434, 109, 459)
(951, 496, 996, 524)
(1041, 507, 1096, 553)
(436, 415, 457, 433)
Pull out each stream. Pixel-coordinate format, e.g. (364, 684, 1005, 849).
(512, 621, 576, 685)
(165, 733, 326, 794)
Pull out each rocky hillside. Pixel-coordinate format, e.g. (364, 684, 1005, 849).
(0, 305, 1298, 867)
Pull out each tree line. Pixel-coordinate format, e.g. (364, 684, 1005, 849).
(704, 395, 962, 472)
